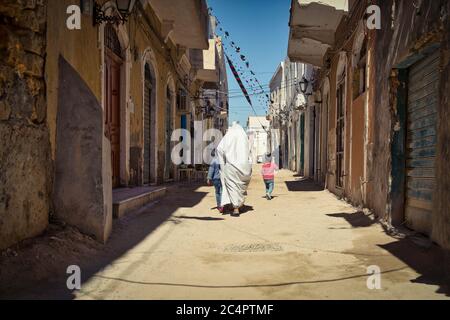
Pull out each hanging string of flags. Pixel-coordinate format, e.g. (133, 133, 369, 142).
(225, 53, 253, 107)
(208, 7, 270, 113)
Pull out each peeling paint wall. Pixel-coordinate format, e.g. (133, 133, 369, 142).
(44, 1, 202, 243)
(370, 0, 450, 249)
(319, 0, 449, 251)
(432, 0, 450, 251)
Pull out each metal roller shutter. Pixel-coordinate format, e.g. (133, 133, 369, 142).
(405, 50, 440, 233)
(143, 66, 152, 185)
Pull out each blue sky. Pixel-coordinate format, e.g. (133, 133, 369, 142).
(208, 0, 290, 127)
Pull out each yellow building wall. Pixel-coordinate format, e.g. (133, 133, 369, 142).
(47, 0, 189, 183)
(46, 0, 103, 159)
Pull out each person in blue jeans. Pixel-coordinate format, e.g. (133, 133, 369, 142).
(207, 150, 223, 213)
(261, 153, 278, 200)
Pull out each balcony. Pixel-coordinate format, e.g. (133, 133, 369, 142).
(149, 0, 209, 49)
(288, 0, 348, 67)
(190, 39, 220, 86)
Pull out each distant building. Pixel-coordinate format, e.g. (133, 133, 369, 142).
(269, 58, 310, 171)
(246, 116, 270, 164)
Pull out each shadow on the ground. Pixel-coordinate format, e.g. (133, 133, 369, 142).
(89, 266, 408, 289)
(327, 211, 377, 228)
(378, 239, 450, 296)
(173, 215, 224, 221)
(0, 184, 208, 299)
(240, 205, 254, 214)
(220, 205, 254, 216)
(285, 179, 324, 192)
(328, 212, 450, 296)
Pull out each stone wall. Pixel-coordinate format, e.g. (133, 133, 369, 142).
(0, 0, 52, 250)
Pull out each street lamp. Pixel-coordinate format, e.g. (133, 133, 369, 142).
(94, 0, 136, 25)
(115, 0, 136, 17)
(299, 76, 309, 94)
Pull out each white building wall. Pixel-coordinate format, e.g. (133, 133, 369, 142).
(247, 116, 270, 164)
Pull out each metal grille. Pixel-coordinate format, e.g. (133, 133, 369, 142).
(105, 24, 123, 59)
(405, 50, 440, 232)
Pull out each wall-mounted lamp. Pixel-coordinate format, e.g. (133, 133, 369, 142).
(299, 76, 309, 94)
(93, 0, 136, 25)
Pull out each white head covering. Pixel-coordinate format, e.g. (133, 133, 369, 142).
(216, 122, 252, 207)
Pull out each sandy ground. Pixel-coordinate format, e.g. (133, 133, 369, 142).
(1, 167, 449, 299)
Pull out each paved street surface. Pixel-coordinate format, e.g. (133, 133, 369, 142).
(2, 167, 448, 299)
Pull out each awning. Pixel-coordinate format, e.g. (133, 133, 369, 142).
(288, 0, 348, 67)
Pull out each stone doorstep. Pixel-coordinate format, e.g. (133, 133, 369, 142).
(112, 187, 167, 219)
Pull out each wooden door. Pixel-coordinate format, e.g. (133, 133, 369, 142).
(105, 50, 122, 188)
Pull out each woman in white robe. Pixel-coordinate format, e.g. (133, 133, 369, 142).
(217, 122, 252, 216)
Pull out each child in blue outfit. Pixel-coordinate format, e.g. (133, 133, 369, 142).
(207, 150, 223, 213)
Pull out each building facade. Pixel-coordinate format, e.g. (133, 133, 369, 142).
(246, 116, 270, 164)
(286, 0, 450, 250)
(0, 0, 228, 250)
(268, 58, 312, 174)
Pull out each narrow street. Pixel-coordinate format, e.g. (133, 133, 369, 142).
(3, 167, 446, 300)
(2, 0, 450, 306)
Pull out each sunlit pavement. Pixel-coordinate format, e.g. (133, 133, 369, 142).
(45, 166, 441, 300)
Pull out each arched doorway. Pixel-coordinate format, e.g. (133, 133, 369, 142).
(143, 63, 156, 184)
(350, 22, 368, 204)
(335, 52, 347, 190)
(104, 24, 123, 188)
(165, 83, 175, 181)
(321, 78, 330, 187)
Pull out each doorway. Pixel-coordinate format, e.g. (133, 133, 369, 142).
(165, 87, 174, 181)
(104, 25, 123, 188)
(143, 64, 154, 185)
(336, 74, 346, 189)
(300, 113, 305, 175)
(404, 50, 440, 234)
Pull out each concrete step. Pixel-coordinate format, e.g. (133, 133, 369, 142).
(112, 186, 167, 218)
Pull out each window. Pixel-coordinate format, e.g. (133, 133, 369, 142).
(353, 37, 367, 99)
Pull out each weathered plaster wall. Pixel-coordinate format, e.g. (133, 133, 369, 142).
(350, 92, 365, 205)
(46, 0, 102, 160)
(371, 0, 449, 249)
(326, 57, 337, 193)
(53, 57, 112, 242)
(45, 0, 113, 242)
(0, 0, 52, 250)
(365, 29, 376, 212)
(432, 0, 450, 250)
(128, 3, 187, 184)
